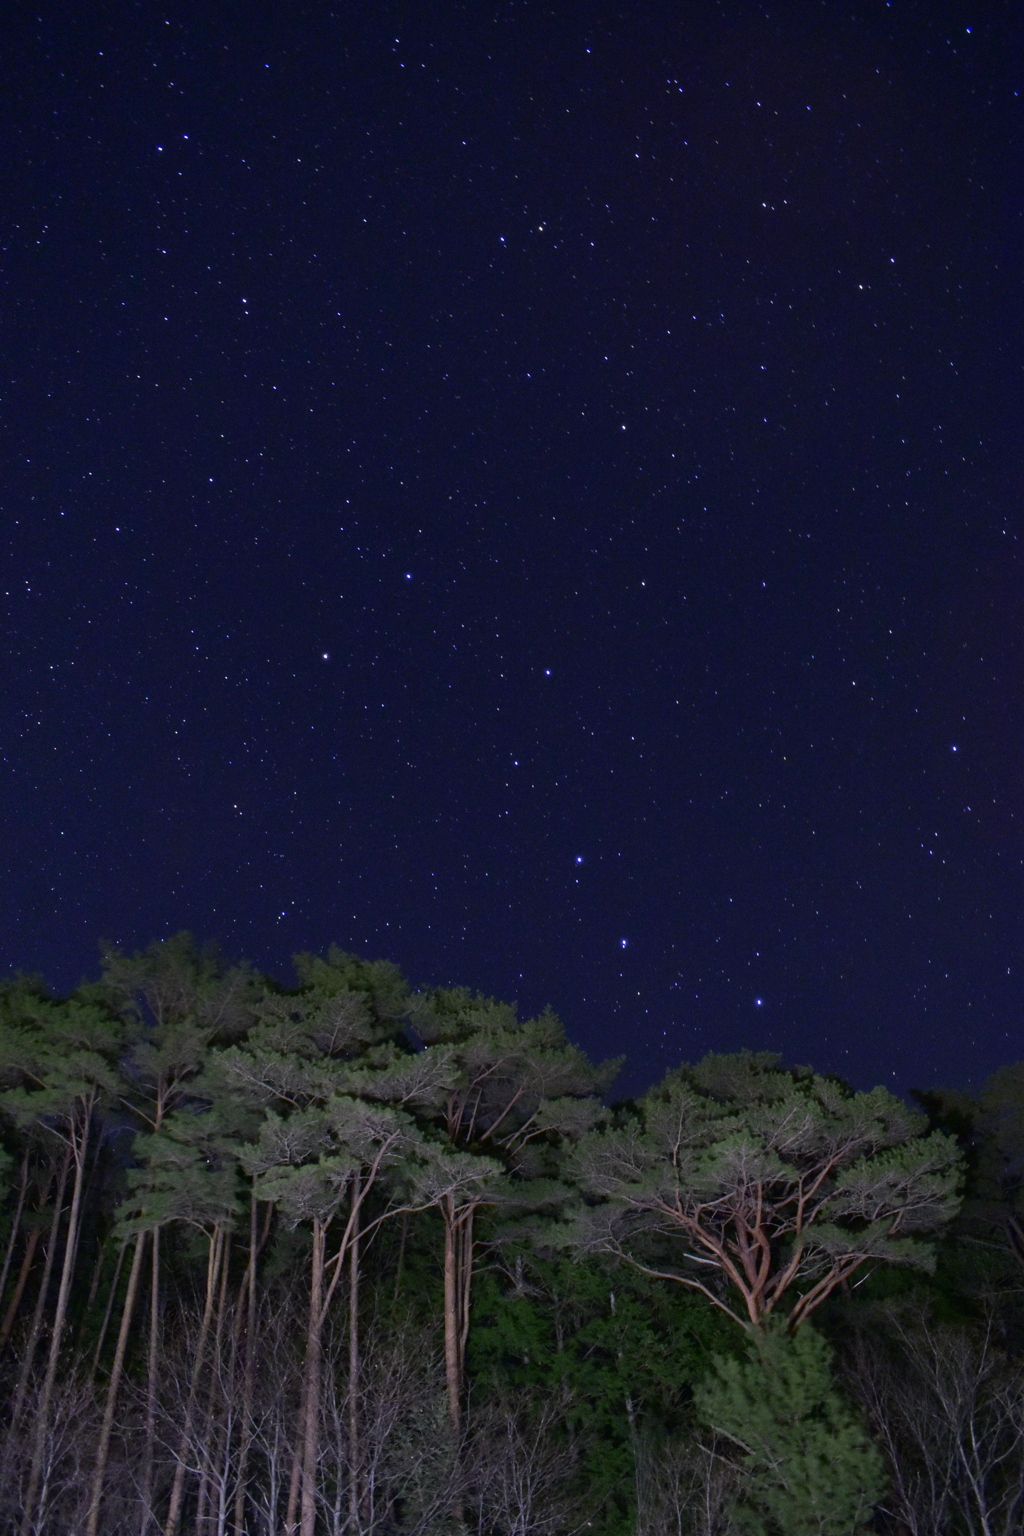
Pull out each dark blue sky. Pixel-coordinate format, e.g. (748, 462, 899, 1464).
(4, 1, 1023, 1097)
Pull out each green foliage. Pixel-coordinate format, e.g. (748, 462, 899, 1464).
(117, 1111, 242, 1237)
(572, 1050, 963, 1331)
(0, 946, 1009, 1536)
(92, 930, 259, 1040)
(0, 985, 124, 1137)
(694, 1323, 885, 1535)
(242, 1096, 424, 1225)
(471, 1249, 729, 1409)
(292, 947, 410, 1023)
(916, 1063, 1024, 1309)
(407, 987, 619, 1155)
(468, 1249, 734, 1535)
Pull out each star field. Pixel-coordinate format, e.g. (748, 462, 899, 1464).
(3, 2, 1023, 1097)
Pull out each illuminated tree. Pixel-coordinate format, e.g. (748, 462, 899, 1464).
(695, 1323, 884, 1535)
(0, 984, 123, 1536)
(572, 1051, 962, 1333)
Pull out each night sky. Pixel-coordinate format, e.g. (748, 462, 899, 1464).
(4, 2, 1023, 1098)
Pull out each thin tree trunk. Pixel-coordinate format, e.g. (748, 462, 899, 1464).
(348, 1175, 361, 1534)
(163, 1223, 226, 1536)
(84, 1230, 110, 1317)
(0, 1150, 30, 1318)
(284, 1413, 304, 1536)
(441, 1197, 475, 1524)
(90, 1239, 128, 1377)
(6, 1145, 71, 1437)
(442, 1196, 460, 1434)
(232, 1193, 260, 1536)
(78, 1120, 109, 1272)
(2, 1157, 59, 1353)
(442, 1197, 474, 1435)
(196, 1233, 233, 1534)
(85, 1230, 147, 1536)
(21, 1108, 94, 1536)
(284, 1406, 303, 1536)
(139, 1225, 162, 1536)
(300, 1217, 327, 1536)
(0, 1226, 41, 1351)
(458, 1205, 474, 1380)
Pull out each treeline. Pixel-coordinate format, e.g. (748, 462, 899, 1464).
(0, 936, 1022, 1535)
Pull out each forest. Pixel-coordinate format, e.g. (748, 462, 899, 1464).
(0, 934, 1022, 1536)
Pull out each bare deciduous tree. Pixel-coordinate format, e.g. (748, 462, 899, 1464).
(465, 1385, 595, 1536)
(317, 1316, 459, 1536)
(1, 1370, 102, 1536)
(848, 1315, 1024, 1536)
(634, 1430, 737, 1536)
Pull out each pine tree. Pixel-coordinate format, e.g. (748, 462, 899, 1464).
(694, 1323, 885, 1535)
(0, 984, 123, 1535)
(94, 930, 261, 1533)
(244, 1098, 427, 1536)
(396, 987, 616, 1429)
(216, 951, 425, 1536)
(132, 1121, 241, 1536)
(572, 1050, 963, 1332)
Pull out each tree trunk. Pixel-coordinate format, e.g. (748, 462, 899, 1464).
(458, 1205, 474, 1384)
(348, 1175, 361, 1534)
(299, 1217, 327, 1536)
(85, 1230, 147, 1536)
(90, 1239, 128, 1377)
(0, 1150, 30, 1320)
(442, 1196, 460, 1434)
(442, 1197, 475, 1435)
(83, 1229, 111, 1317)
(196, 1232, 233, 1534)
(21, 1106, 94, 1536)
(232, 1193, 260, 1536)
(163, 1223, 226, 1536)
(284, 1416, 304, 1536)
(140, 1225, 160, 1536)
(2, 1156, 59, 1353)
(0, 1226, 41, 1352)
(5, 1148, 70, 1438)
